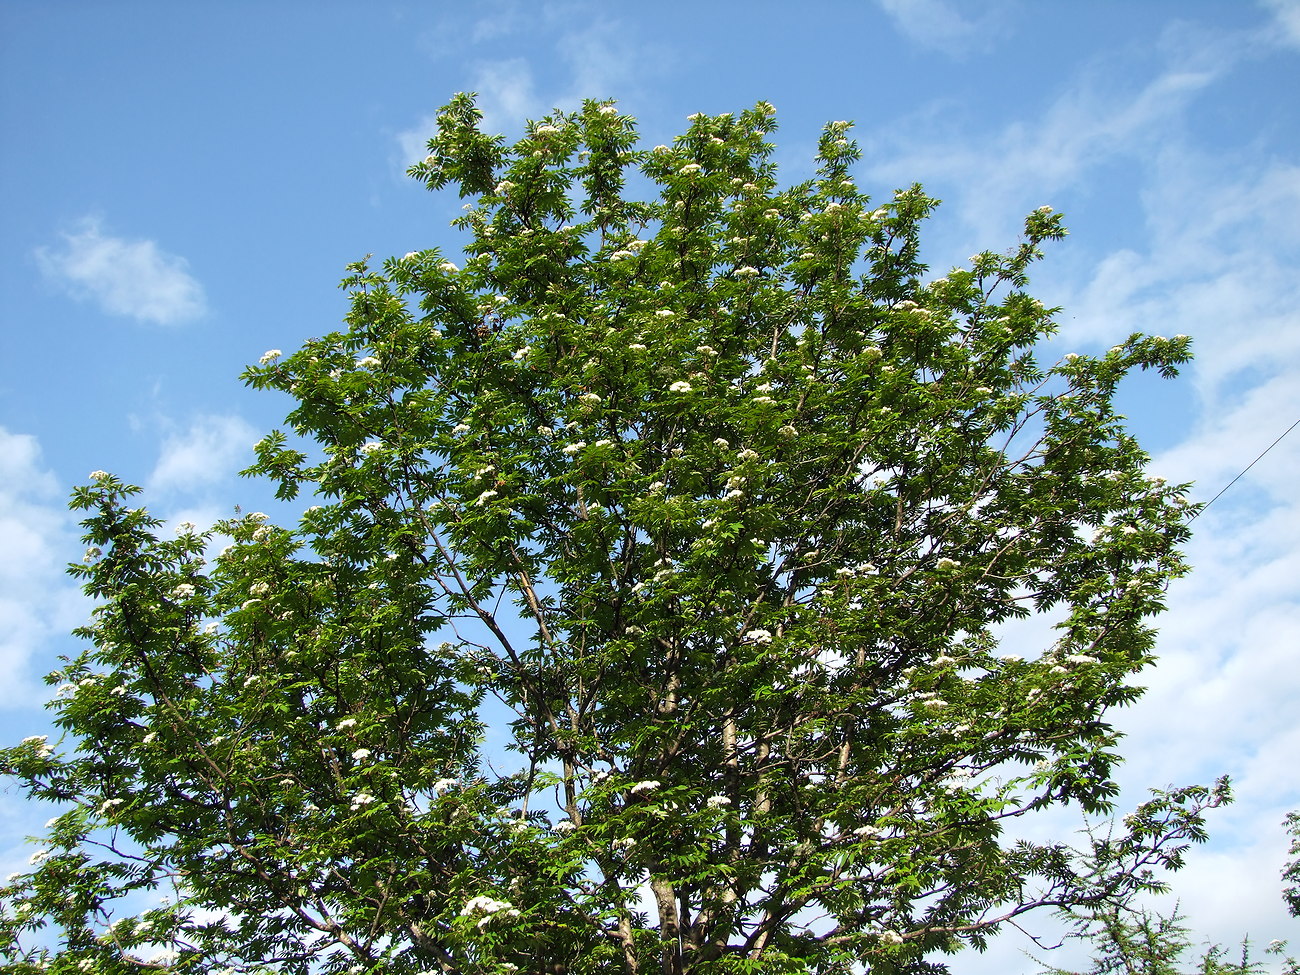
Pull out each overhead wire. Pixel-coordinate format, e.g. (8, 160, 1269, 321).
(1187, 416, 1300, 521)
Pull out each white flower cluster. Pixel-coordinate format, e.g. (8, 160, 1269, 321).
(628, 780, 660, 795)
(259, 349, 282, 364)
(461, 895, 520, 928)
(21, 735, 54, 758)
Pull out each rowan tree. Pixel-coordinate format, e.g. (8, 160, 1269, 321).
(2, 94, 1227, 975)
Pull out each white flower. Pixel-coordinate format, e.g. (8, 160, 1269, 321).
(433, 776, 458, 794)
(579, 392, 602, 404)
(1065, 654, 1099, 665)
(593, 438, 613, 448)
(474, 489, 499, 505)
(513, 346, 531, 360)
(612, 837, 637, 850)
(259, 349, 282, 364)
(751, 395, 774, 405)
(249, 581, 271, 597)
(29, 848, 50, 864)
(461, 895, 519, 927)
(778, 424, 798, 438)
(494, 180, 516, 194)
(438, 260, 459, 273)
(554, 819, 577, 833)
(678, 163, 702, 175)
(725, 489, 745, 500)
(109, 685, 127, 697)
(669, 381, 692, 393)
(734, 266, 759, 278)
(356, 355, 381, 369)
(853, 824, 880, 837)
(628, 343, 647, 351)
(142, 731, 157, 744)
(922, 698, 947, 708)
(351, 748, 372, 760)
(736, 448, 759, 462)
(350, 792, 376, 809)
(359, 441, 382, 455)
(629, 780, 661, 794)
(561, 441, 586, 455)
(656, 309, 675, 318)
(696, 345, 718, 355)
(712, 438, 730, 448)
(21, 735, 47, 746)
(336, 717, 357, 730)
(99, 797, 124, 813)
(452, 423, 471, 435)
(1037, 205, 1053, 213)
(705, 795, 731, 808)
(599, 105, 618, 115)
(89, 470, 110, 481)
(82, 547, 101, 562)
(879, 930, 904, 945)
(745, 629, 773, 644)
(402, 251, 419, 261)
(935, 557, 961, 571)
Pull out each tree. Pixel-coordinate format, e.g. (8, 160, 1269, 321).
(2, 94, 1227, 975)
(1037, 901, 1296, 975)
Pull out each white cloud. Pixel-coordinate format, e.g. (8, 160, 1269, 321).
(874, 0, 1010, 57)
(35, 217, 207, 325)
(147, 414, 259, 495)
(0, 429, 86, 710)
(1261, 0, 1300, 49)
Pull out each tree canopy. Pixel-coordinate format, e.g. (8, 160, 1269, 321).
(1, 95, 1235, 975)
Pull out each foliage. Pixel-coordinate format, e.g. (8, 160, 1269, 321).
(1038, 901, 1296, 975)
(1284, 811, 1300, 919)
(0, 94, 1233, 974)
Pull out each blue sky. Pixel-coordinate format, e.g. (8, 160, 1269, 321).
(2, 0, 1298, 966)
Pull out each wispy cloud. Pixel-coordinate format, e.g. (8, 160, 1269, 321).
(873, 0, 1011, 57)
(147, 414, 260, 495)
(0, 429, 85, 710)
(1261, 0, 1300, 49)
(35, 217, 207, 325)
(397, 4, 666, 164)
